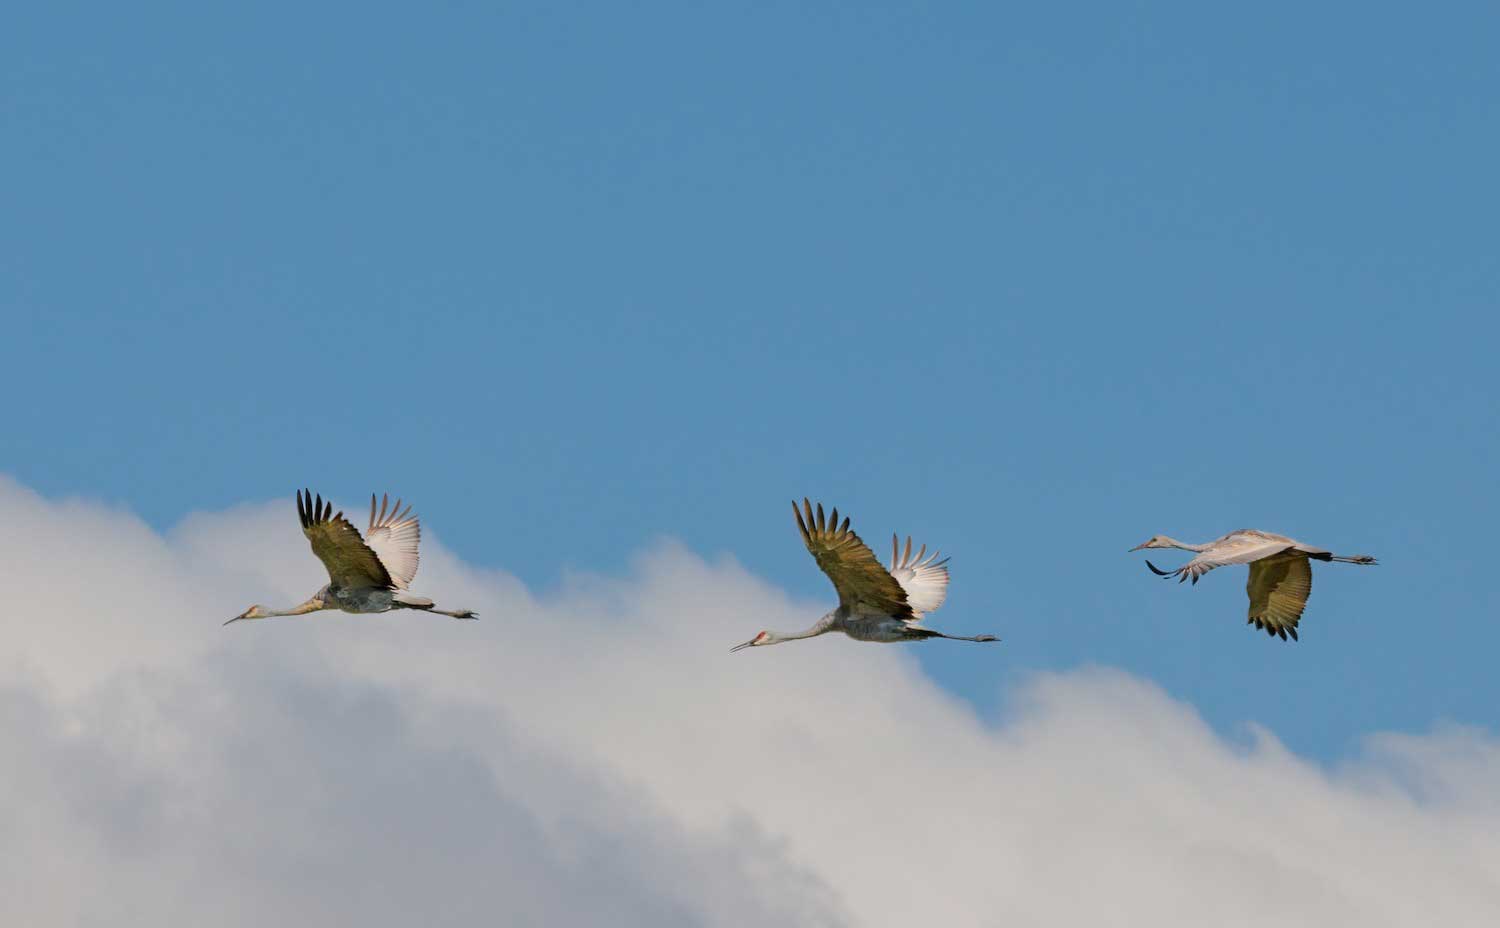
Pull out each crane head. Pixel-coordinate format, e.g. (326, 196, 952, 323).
(225, 605, 269, 625)
(1129, 535, 1171, 552)
(730, 631, 773, 652)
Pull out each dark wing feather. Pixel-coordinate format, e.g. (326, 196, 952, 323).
(297, 489, 394, 591)
(793, 499, 913, 620)
(1246, 554, 1312, 642)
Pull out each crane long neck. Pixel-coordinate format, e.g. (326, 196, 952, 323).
(1164, 536, 1210, 553)
(274, 597, 327, 617)
(778, 625, 828, 642)
(773, 611, 837, 643)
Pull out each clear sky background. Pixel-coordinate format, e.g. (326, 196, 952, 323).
(5, 0, 1497, 770)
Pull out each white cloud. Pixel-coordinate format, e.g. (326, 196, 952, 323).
(2, 475, 1498, 926)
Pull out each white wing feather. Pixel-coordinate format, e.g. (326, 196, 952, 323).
(889, 534, 950, 618)
(1173, 531, 1295, 583)
(364, 493, 421, 590)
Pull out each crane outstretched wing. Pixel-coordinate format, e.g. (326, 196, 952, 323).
(297, 489, 394, 591)
(889, 534, 950, 617)
(1246, 553, 1312, 641)
(793, 499, 912, 620)
(365, 493, 420, 589)
(1150, 532, 1295, 584)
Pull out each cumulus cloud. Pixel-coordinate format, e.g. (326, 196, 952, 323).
(1, 475, 1498, 926)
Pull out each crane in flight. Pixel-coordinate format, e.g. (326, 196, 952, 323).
(1129, 529, 1376, 641)
(227, 489, 478, 625)
(731, 499, 998, 652)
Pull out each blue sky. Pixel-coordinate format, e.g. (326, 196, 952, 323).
(4, 2, 1496, 760)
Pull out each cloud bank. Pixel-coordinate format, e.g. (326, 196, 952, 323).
(1, 476, 1497, 926)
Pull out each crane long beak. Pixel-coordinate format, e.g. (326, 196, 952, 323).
(730, 640, 755, 653)
(224, 616, 243, 626)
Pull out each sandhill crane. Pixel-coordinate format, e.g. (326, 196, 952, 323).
(1130, 529, 1376, 641)
(731, 499, 998, 652)
(226, 489, 478, 625)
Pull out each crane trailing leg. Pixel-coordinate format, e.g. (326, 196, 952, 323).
(393, 590, 479, 620)
(907, 627, 999, 643)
